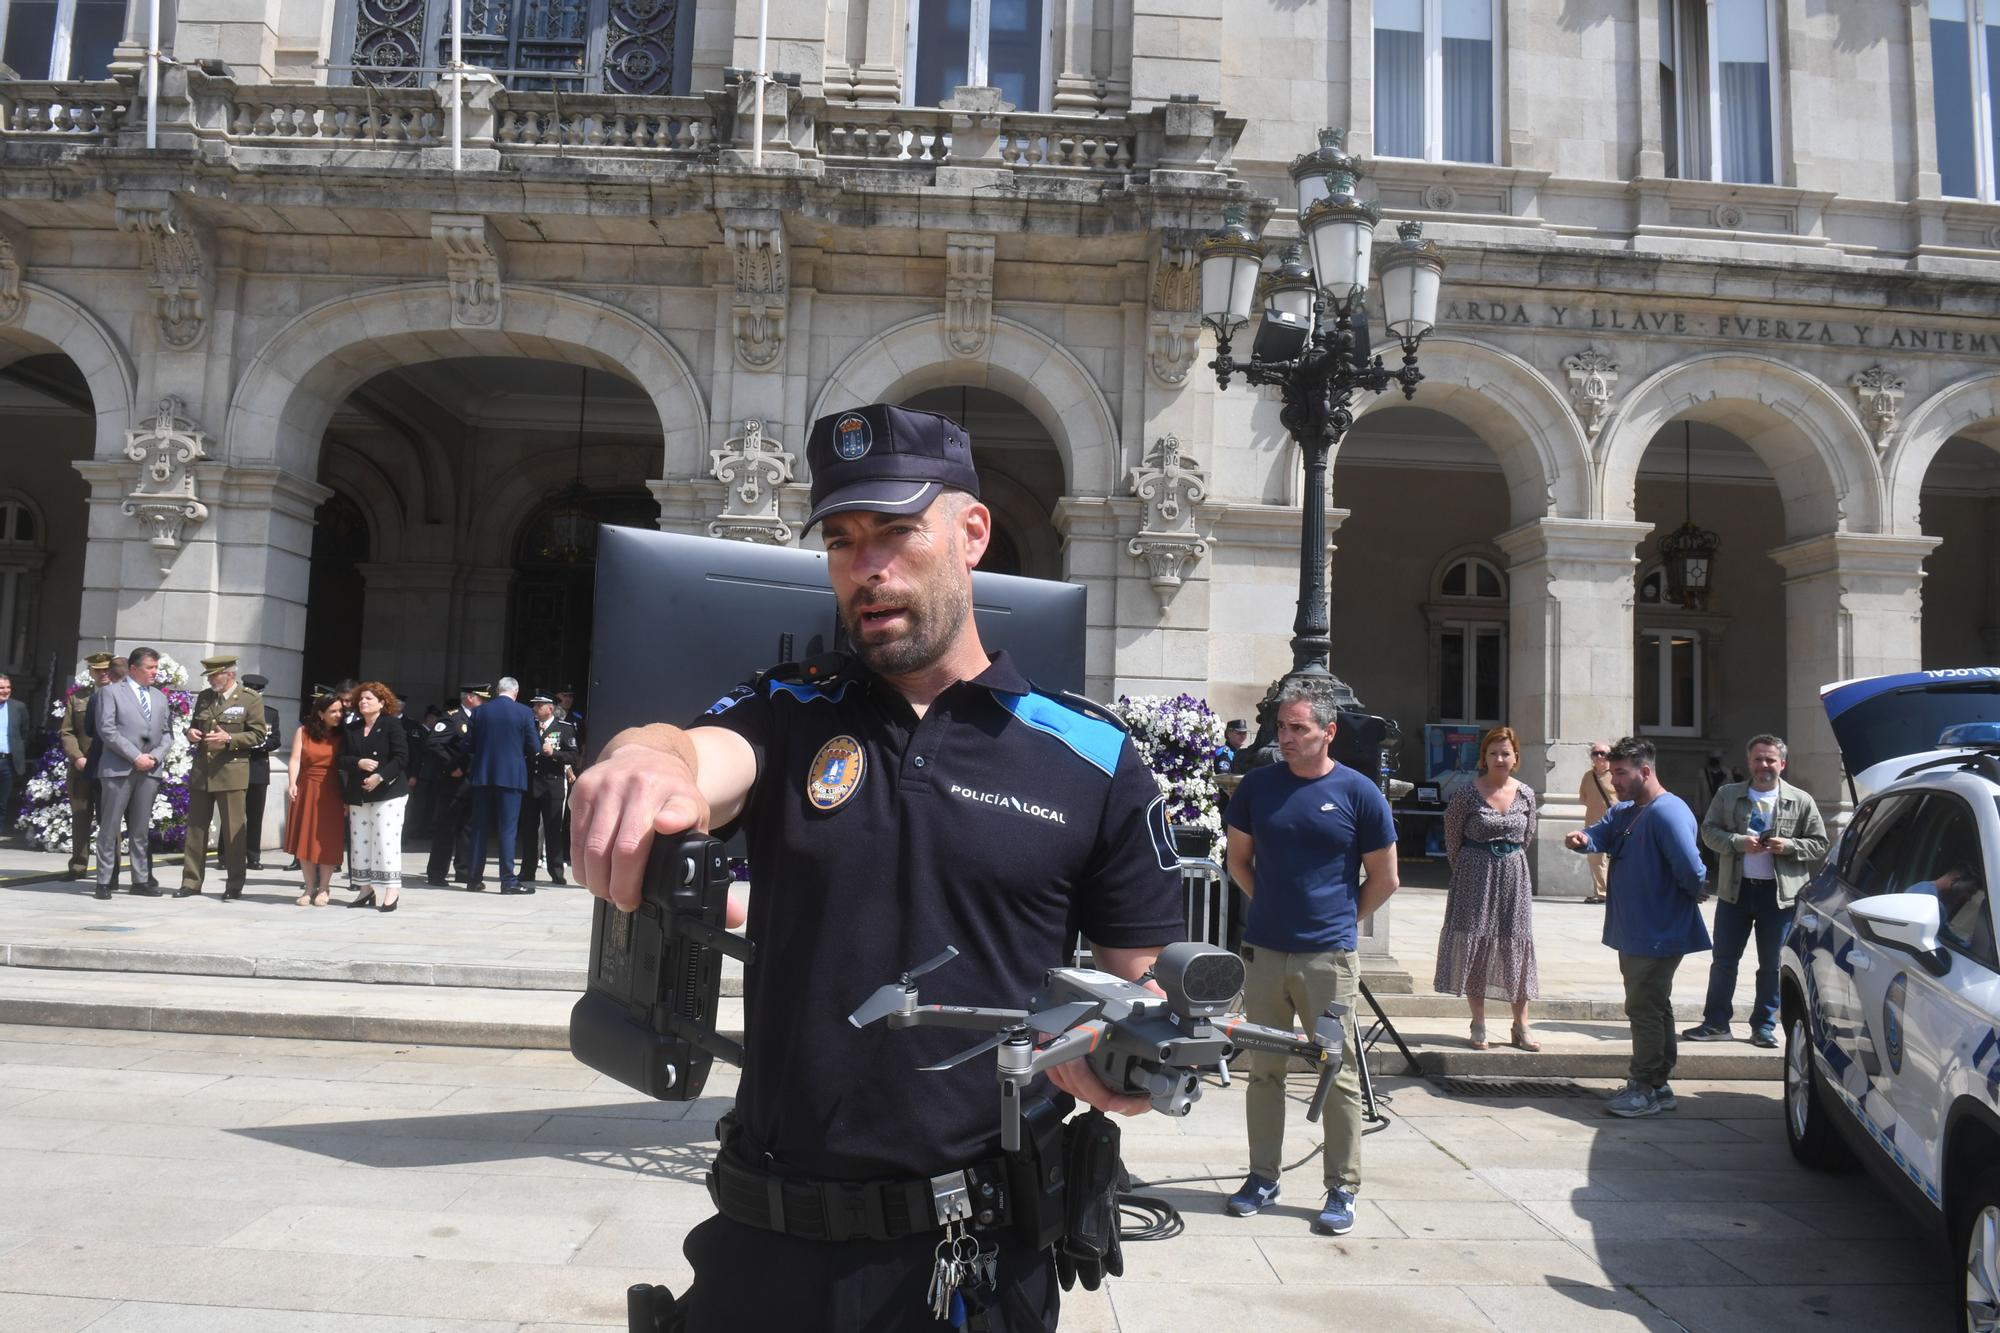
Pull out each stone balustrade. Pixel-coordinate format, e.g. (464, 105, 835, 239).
(819, 108, 955, 165)
(226, 87, 443, 144)
(0, 81, 129, 139)
(493, 92, 718, 155)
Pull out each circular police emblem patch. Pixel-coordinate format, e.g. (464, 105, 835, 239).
(807, 735, 866, 810)
(1883, 972, 1907, 1075)
(834, 413, 872, 461)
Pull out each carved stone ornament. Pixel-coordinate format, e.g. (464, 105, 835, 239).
(725, 220, 788, 370)
(1148, 245, 1202, 387)
(115, 199, 210, 350)
(121, 396, 211, 572)
(1713, 202, 1747, 230)
(1126, 433, 1210, 607)
(1423, 183, 1458, 212)
(432, 213, 503, 328)
(1561, 347, 1620, 437)
(944, 232, 995, 359)
(707, 417, 798, 545)
(1850, 365, 1906, 448)
(0, 227, 22, 326)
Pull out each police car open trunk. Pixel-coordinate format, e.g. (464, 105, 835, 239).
(1820, 667, 2000, 802)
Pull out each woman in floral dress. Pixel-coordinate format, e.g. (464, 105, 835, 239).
(1433, 725, 1541, 1051)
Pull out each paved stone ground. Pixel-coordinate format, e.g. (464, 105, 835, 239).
(0, 1022, 1953, 1332)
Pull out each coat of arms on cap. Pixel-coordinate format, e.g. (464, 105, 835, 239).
(834, 414, 872, 461)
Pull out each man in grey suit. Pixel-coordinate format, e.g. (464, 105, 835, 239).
(0, 673, 28, 838)
(94, 647, 172, 900)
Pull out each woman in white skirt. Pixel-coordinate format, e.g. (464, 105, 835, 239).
(338, 681, 410, 912)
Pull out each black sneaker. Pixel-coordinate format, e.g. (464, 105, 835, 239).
(1748, 1028, 1779, 1049)
(1681, 1022, 1731, 1041)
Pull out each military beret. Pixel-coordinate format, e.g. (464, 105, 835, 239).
(201, 655, 237, 673)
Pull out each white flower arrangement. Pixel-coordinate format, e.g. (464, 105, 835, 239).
(1109, 692, 1228, 854)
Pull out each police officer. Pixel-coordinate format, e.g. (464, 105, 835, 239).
(238, 673, 283, 871)
(571, 403, 1185, 1331)
(517, 693, 578, 885)
(424, 684, 485, 886)
(177, 655, 270, 900)
(61, 653, 114, 883)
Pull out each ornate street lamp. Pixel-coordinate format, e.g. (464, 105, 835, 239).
(1200, 127, 1446, 771)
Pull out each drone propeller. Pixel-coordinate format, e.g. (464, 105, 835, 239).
(917, 999, 1103, 1072)
(846, 946, 962, 1028)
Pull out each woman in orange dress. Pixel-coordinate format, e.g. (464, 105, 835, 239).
(285, 694, 347, 906)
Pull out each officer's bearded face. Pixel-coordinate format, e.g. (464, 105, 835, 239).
(825, 501, 978, 677)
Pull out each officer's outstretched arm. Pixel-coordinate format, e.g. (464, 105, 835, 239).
(572, 724, 756, 913)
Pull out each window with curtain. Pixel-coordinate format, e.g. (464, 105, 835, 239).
(0, 0, 124, 80)
(344, 0, 689, 92)
(1661, 0, 1777, 186)
(1372, 0, 1495, 164)
(1931, 0, 2000, 201)
(909, 0, 1046, 110)
(1636, 627, 1703, 735)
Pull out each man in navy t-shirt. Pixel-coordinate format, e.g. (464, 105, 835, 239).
(1222, 677, 1400, 1236)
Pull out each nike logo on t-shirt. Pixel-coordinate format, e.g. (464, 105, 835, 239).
(1321, 802, 1337, 811)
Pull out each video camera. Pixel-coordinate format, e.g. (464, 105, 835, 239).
(849, 940, 1349, 1150)
(569, 833, 752, 1100)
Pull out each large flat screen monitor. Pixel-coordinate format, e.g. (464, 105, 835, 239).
(588, 527, 1087, 758)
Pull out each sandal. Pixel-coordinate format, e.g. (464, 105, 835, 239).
(1511, 1023, 1542, 1053)
(1469, 1020, 1488, 1051)
(294, 891, 311, 907)
(311, 888, 330, 907)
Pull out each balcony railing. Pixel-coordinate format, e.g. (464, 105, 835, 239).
(0, 71, 1237, 188)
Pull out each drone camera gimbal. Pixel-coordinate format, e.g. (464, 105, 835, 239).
(848, 940, 1349, 1150)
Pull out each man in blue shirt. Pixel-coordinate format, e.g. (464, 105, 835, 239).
(1565, 735, 1710, 1117)
(1223, 677, 1400, 1235)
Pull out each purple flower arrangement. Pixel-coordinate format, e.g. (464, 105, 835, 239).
(18, 656, 197, 854)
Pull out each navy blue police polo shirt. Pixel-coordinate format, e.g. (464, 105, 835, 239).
(692, 650, 1185, 1181)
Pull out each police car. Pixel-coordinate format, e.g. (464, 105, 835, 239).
(1780, 669, 2000, 1331)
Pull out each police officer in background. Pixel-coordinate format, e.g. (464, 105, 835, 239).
(238, 674, 283, 871)
(571, 403, 1185, 1331)
(60, 653, 114, 881)
(424, 684, 485, 886)
(517, 693, 578, 885)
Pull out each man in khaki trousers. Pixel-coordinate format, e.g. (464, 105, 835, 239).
(176, 655, 268, 900)
(1221, 678, 1401, 1237)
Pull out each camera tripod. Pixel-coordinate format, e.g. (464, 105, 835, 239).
(1352, 978, 1420, 1124)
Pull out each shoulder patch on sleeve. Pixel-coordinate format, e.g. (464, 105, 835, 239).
(997, 691, 1125, 778)
(705, 685, 756, 716)
(765, 678, 852, 705)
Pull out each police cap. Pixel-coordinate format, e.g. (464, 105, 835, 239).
(803, 403, 980, 532)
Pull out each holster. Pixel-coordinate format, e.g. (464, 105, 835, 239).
(1054, 1110, 1125, 1292)
(1003, 1092, 1070, 1252)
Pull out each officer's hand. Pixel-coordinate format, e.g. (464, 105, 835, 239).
(1563, 830, 1589, 852)
(1764, 836, 1789, 856)
(72, 757, 87, 772)
(1045, 1059, 1151, 1116)
(572, 745, 711, 913)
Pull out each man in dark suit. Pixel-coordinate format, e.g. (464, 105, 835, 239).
(464, 676, 537, 894)
(0, 673, 28, 837)
(238, 674, 283, 871)
(424, 684, 485, 886)
(517, 693, 580, 886)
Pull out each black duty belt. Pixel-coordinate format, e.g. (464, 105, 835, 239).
(708, 1147, 1014, 1243)
(1740, 876, 1777, 887)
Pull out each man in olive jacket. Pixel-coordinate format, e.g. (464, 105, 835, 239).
(177, 655, 269, 901)
(1686, 733, 1828, 1048)
(58, 653, 114, 879)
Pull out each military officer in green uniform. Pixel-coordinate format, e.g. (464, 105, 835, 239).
(176, 655, 269, 900)
(59, 652, 114, 881)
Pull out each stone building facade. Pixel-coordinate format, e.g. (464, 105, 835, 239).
(5, 1, 2000, 906)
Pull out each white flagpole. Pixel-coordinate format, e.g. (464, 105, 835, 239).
(751, 0, 769, 167)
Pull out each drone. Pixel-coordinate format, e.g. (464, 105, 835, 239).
(848, 940, 1349, 1150)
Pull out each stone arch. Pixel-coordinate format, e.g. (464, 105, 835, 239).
(0, 284, 137, 458)
(1882, 373, 2000, 534)
(225, 284, 707, 481)
(1597, 352, 1883, 539)
(810, 314, 1120, 495)
(1351, 335, 1593, 525)
(469, 446, 664, 567)
(320, 442, 404, 562)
